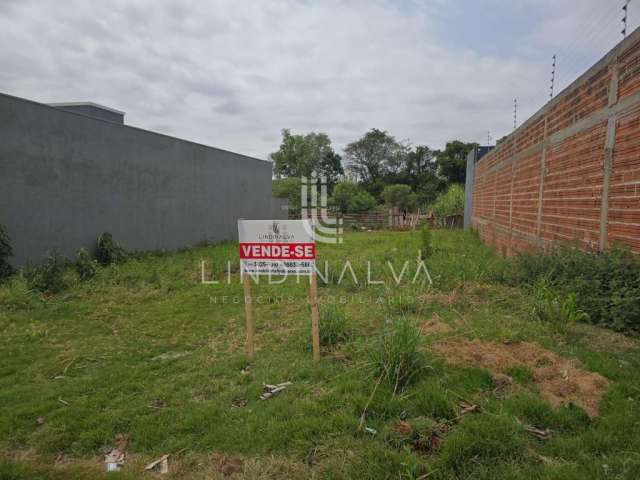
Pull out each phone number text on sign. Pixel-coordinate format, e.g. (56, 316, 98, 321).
(238, 219, 315, 276)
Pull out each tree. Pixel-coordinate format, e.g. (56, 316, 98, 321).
(272, 177, 301, 216)
(329, 181, 359, 213)
(405, 145, 437, 178)
(329, 181, 377, 213)
(414, 171, 446, 207)
(435, 141, 477, 184)
(381, 184, 417, 211)
(344, 129, 408, 184)
(271, 129, 343, 186)
(350, 190, 377, 213)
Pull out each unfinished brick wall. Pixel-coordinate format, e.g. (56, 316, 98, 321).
(471, 28, 640, 255)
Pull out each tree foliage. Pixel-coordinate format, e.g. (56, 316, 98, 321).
(0, 224, 15, 280)
(344, 129, 408, 183)
(271, 129, 343, 186)
(430, 184, 465, 218)
(381, 184, 416, 211)
(270, 126, 475, 215)
(436, 140, 477, 184)
(272, 177, 301, 216)
(329, 182, 377, 213)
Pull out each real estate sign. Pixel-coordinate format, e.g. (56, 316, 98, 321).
(238, 219, 315, 275)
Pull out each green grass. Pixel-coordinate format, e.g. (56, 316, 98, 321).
(0, 230, 639, 479)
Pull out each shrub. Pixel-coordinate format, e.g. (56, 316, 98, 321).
(25, 251, 67, 294)
(419, 225, 432, 260)
(0, 224, 15, 280)
(369, 318, 425, 392)
(318, 305, 351, 348)
(330, 182, 377, 213)
(350, 190, 377, 213)
(74, 248, 98, 281)
(505, 246, 640, 333)
(96, 232, 127, 266)
(430, 184, 464, 218)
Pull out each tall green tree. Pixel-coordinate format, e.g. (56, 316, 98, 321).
(344, 129, 408, 184)
(435, 140, 477, 184)
(405, 145, 437, 178)
(271, 129, 343, 186)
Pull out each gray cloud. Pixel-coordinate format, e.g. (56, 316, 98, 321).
(0, 0, 634, 159)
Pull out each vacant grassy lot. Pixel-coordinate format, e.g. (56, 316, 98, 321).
(1, 230, 639, 479)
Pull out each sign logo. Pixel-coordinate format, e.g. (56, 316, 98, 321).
(301, 171, 343, 244)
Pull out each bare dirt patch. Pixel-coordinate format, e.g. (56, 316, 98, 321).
(419, 314, 453, 335)
(432, 339, 609, 418)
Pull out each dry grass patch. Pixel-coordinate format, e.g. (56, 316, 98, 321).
(570, 323, 640, 352)
(432, 339, 609, 418)
(418, 313, 453, 335)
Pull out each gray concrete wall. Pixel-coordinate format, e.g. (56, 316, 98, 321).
(463, 149, 475, 230)
(464, 146, 492, 230)
(0, 92, 286, 266)
(48, 103, 125, 124)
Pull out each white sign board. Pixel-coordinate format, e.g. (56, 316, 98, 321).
(238, 219, 315, 275)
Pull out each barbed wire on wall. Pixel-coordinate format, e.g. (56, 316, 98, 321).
(498, 0, 636, 142)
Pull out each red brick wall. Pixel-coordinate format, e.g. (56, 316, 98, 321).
(471, 29, 640, 255)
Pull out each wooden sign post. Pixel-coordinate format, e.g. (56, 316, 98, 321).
(242, 272, 255, 358)
(238, 219, 319, 361)
(309, 272, 320, 362)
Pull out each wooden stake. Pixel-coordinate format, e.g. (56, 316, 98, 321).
(309, 272, 320, 362)
(242, 272, 255, 358)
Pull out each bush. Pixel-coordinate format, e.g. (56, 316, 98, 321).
(505, 246, 640, 333)
(369, 318, 425, 392)
(430, 184, 464, 218)
(25, 251, 67, 294)
(318, 305, 351, 348)
(350, 190, 377, 213)
(330, 182, 377, 213)
(419, 225, 432, 260)
(74, 248, 98, 281)
(96, 232, 127, 266)
(0, 224, 15, 280)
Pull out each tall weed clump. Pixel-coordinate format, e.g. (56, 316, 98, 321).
(0, 224, 15, 281)
(369, 317, 425, 392)
(532, 280, 589, 333)
(318, 304, 351, 348)
(96, 232, 127, 266)
(74, 248, 98, 281)
(505, 246, 640, 333)
(419, 224, 433, 259)
(25, 251, 67, 294)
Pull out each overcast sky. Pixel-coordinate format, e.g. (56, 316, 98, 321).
(1, 0, 637, 159)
